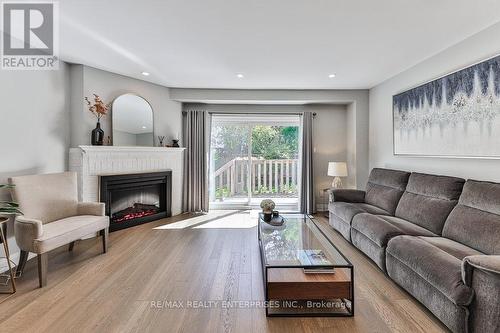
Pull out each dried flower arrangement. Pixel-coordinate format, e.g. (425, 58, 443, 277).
(85, 94, 111, 120)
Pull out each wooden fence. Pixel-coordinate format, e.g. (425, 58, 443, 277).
(213, 157, 298, 196)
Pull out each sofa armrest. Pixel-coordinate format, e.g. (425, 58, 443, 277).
(77, 202, 105, 216)
(330, 189, 365, 203)
(462, 255, 500, 333)
(14, 216, 43, 251)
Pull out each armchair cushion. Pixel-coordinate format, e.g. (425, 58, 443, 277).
(77, 202, 105, 216)
(33, 215, 109, 253)
(10, 172, 79, 223)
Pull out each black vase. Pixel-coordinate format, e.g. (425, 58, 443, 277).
(263, 212, 272, 222)
(91, 121, 104, 146)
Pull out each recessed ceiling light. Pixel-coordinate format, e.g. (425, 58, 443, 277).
(142, 126, 147, 129)
(141, 72, 150, 76)
(236, 73, 244, 78)
(328, 73, 336, 78)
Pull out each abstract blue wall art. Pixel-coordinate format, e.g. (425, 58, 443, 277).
(393, 55, 500, 158)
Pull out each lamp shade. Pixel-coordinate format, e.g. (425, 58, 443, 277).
(328, 162, 348, 177)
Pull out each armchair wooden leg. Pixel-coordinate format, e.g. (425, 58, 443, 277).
(68, 241, 75, 252)
(37, 253, 48, 288)
(100, 228, 108, 253)
(17, 250, 29, 276)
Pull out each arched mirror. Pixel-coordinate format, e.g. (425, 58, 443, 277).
(112, 94, 154, 146)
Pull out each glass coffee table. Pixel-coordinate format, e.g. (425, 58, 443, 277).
(258, 214, 354, 316)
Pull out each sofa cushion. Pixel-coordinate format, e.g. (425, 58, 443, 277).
(352, 214, 436, 248)
(386, 235, 474, 307)
(442, 180, 500, 255)
(33, 215, 109, 253)
(419, 237, 482, 260)
(329, 202, 389, 225)
(364, 168, 410, 215)
(394, 173, 464, 235)
(386, 236, 472, 333)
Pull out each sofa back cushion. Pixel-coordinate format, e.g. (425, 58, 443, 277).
(395, 173, 465, 235)
(365, 168, 410, 214)
(442, 180, 500, 255)
(10, 172, 79, 224)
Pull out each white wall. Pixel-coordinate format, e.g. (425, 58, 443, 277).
(70, 65, 182, 148)
(0, 64, 70, 264)
(370, 22, 500, 181)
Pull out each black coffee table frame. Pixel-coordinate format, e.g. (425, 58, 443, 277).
(258, 214, 354, 317)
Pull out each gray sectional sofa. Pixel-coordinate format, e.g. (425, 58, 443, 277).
(328, 168, 500, 333)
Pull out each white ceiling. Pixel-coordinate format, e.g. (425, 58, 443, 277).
(58, 0, 500, 89)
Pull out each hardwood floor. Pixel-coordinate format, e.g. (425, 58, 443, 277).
(0, 211, 448, 333)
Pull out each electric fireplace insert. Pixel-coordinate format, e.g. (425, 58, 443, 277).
(99, 171, 172, 232)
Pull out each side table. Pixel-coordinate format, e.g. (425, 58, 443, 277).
(321, 188, 333, 218)
(0, 217, 16, 294)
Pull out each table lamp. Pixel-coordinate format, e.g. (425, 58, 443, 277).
(328, 162, 348, 188)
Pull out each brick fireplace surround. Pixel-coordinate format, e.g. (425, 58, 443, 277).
(69, 146, 185, 217)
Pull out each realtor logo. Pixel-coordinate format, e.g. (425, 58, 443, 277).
(1, 1, 59, 69)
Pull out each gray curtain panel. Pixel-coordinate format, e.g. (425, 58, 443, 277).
(182, 110, 209, 212)
(300, 111, 315, 214)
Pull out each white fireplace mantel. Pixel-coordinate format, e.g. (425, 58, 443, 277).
(75, 146, 186, 153)
(69, 146, 185, 216)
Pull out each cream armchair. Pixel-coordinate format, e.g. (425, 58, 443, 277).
(9, 172, 109, 287)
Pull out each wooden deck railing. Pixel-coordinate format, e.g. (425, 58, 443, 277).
(213, 157, 298, 196)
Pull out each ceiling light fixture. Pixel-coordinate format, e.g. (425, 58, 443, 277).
(141, 72, 150, 76)
(328, 73, 336, 78)
(236, 73, 244, 78)
(142, 126, 147, 129)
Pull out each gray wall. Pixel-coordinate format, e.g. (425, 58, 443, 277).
(173, 88, 369, 189)
(70, 65, 182, 147)
(0, 64, 70, 265)
(183, 103, 348, 210)
(369, 22, 500, 182)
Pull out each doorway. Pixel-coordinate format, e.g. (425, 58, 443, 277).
(209, 114, 301, 211)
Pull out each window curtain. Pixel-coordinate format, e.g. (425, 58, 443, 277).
(300, 111, 315, 214)
(182, 110, 209, 212)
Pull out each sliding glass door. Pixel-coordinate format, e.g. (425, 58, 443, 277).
(209, 114, 301, 211)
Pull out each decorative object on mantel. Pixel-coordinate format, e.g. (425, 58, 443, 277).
(0, 184, 22, 294)
(158, 135, 165, 147)
(260, 199, 275, 222)
(327, 162, 348, 188)
(393, 54, 500, 158)
(172, 139, 180, 147)
(85, 94, 111, 146)
(112, 94, 154, 147)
